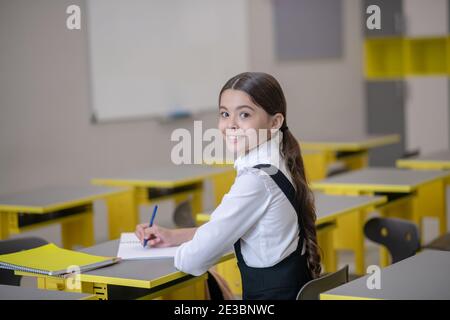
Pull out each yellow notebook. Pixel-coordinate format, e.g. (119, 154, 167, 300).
(0, 243, 120, 277)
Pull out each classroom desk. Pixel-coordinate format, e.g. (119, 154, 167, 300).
(321, 250, 450, 300)
(0, 284, 94, 300)
(0, 186, 133, 249)
(302, 151, 331, 182)
(196, 192, 386, 295)
(92, 165, 235, 239)
(16, 239, 234, 300)
(312, 167, 450, 273)
(397, 149, 450, 170)
(300, 134, 400, 181)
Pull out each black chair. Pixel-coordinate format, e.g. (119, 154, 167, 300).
(173, 200, 196, 228)
(401, 149, 421, 159)
(364, 217, 420, 264)
(0, 237, 48, 286)
(296, 265, 349, 300)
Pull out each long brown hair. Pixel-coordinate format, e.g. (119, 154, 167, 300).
(219, 72, 322, 278)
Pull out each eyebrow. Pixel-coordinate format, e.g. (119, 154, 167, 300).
(219, 105, 255, 111)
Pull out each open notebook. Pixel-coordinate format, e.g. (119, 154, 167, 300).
(117, 233, 180, 260)
(0, 243, 119, 277)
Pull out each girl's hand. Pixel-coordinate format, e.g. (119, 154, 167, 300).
(135, 224, 176, 248)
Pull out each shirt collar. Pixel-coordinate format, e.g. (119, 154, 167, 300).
(234, 131, 283, 172)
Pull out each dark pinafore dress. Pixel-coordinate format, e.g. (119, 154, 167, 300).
(234, 164, 312, 300)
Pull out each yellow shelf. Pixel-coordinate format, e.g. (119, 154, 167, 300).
(405, 37, 447, 76)
(364, 37, 406, 79)
(448, 37, 450, 75)
(365, 36, 450, 78)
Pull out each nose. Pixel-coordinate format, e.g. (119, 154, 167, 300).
(226, 117, 238, 130)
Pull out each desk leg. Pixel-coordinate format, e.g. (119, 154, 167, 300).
(61, 211, 94, 249)
(341, 151, 369, 171)
(0, 212, 16, 240)
(35, 276, 108, 300)
(159, 276, 207, 300)
(37, 277, 46, 290)
(414, 180, 447, 238)
(211, 170, 236, 206)
(215, 258, 242, 296)
(333, 209, 366, 275)
(317, 224, 337, 273)
(326, 189, 376, 275)
(105, 188, 139, 239)
(36, 276, 67, 291)
(0, 213, 7, 239)
(191, 186, 204, 216)
(303, 151, 335, 182)
(92, 283, 108, 300)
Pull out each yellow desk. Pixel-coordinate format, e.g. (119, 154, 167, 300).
(303, 151, 332, 182)
(92, 165, 235, 239)
(197, 192, 386, 295)
(312, 167, 450, 273)
(300, 134, 400, 181)
(321, 250, 450, 300)
(397, 150, 450, 215)
(397, 149, 450, 170)
(16, 239, 234, 300)
(0, 186, 132, 249)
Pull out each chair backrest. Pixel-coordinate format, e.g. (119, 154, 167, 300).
(296, 265, 349, 300)
(364, 217, 420, 264)
(401, 149, 420, 159)
(173, 200, 196, 228)
(0, 237, 48, 286)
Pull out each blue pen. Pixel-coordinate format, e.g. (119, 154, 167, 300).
(143, 205, 158, 248)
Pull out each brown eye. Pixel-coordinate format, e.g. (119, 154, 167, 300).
(240, 112, 250, 119)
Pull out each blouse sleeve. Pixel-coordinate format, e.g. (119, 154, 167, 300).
(174, 170, 271, 276)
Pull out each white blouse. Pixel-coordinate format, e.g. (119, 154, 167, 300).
(174, 134, 301, 276)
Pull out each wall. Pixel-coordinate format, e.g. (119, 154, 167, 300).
(248, 0, 365, 138)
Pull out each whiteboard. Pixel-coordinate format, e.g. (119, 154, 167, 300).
(86, 0, 250, 122)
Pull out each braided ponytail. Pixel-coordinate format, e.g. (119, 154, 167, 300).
(281, 128, 322, 278)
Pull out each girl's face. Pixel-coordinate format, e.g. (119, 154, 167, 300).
(219, 89, 284, 154)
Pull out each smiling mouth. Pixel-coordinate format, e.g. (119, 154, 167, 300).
(226, 134, 244, 144)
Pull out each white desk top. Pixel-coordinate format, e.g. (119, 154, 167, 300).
(0, 185, 126, 213)
(322, 250, 450, 300)
(92, 164, 233, 188)
(314, 193, 385, 224)
(312, 167, 450, 193)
